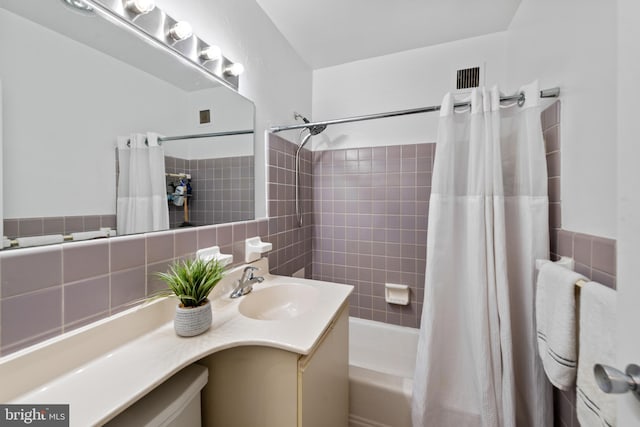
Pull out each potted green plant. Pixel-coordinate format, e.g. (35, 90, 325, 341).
(156, 257, 225, 337)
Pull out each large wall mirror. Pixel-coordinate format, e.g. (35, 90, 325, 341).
(0, 0, 255, 249)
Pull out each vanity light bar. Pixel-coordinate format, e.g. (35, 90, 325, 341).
(85, 0, 244, 89)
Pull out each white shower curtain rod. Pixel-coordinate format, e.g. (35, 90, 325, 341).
(270, 87, 560, 133)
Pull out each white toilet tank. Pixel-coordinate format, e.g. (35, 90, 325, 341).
(106, 364, 208, 427)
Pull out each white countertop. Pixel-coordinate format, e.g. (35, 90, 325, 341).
(0, 259, 352, 426)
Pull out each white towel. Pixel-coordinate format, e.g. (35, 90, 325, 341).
(16, 234, 64, 247)
(577, 282, 617, 427)
(536, 262, 586, 390)
(70, 230, 109, 241)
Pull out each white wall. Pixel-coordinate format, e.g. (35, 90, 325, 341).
(616, 0, 640, 424)
(311, 32, 508, 151)
(0, 9, 187, 218)
(163, 86, 254, 160)
(506, 0, 617, 238)
(155, 0, 313, 218)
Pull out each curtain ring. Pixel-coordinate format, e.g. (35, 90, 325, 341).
(517, 92, 526, 107)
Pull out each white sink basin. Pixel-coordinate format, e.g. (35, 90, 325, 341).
(238, 284, 320, 320)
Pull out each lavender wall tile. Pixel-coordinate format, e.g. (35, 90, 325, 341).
(64, 276, 109, 325)
(541, 101, 560, 130)
(592, 237, 616, 276)
(146, 260, 174, 295)
(111, 267, 146, 308)
(547, 151, 561, 178)
(64, 312, 110, 334)
(573, 234, 592, 266)
(549, 203, 561, 229)
(43, 217, 64, 235)
(174, 229, 197, 257)
(557, 230, 573, 257)
(64, 217, 84, 234)
(146, 232, 174, 263)
(111, 235, 145, 272)
(544, 126, 560, 154)
(1, 287, 62, 347)
(312, 142, 433, 326)
(63, 240, 109, 283)
(591, 269, 616, 290)
(217, 225, 233, 246)
(197, 227, 217, 248)
(1, 328, 62, 357)
(1, 246, 63, 297)
(19, 218, 43, 237)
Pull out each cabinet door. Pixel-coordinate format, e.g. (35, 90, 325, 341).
(199, 346, 298, 427)
(298, 304, 349, 427)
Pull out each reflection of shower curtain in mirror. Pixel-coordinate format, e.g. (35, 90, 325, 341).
(116, 133, 169, 235)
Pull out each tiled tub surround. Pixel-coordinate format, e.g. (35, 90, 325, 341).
(3, 215, 117, 239)
(542, 101, 618, 427)
(311, 144, 433, 328)
(165, 155, 255, 228)
(266, 133, 313, 278)
(0, 136, 307, 357)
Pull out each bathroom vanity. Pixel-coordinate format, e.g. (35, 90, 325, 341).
(0, 259, 352, 426)
(199, 302, 348, 427)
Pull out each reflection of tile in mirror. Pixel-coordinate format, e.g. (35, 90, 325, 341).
(199, 110, 211, 125)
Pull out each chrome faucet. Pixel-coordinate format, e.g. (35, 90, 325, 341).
(230, 266, 264, 298)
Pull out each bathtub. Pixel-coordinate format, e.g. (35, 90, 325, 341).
(349, 317, 419, 427)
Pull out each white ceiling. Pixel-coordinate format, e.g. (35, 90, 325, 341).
(256, 0, 522, 69)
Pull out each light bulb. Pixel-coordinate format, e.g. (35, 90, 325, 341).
(224, 63, 245, 77)
(61, 0, 94, 15)
(169, 21, 192, 41)
(125, 0, 155, 14)
(199, 45, 222, 62)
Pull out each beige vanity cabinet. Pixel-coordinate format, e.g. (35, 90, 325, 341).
(198, 303, 348, 427)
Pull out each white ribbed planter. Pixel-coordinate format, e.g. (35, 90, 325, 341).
(174, 299, 212, 337)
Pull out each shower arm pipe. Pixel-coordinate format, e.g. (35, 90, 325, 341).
(270, 87, 560, 133)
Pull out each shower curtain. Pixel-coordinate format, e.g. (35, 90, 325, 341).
(412, 82, 551, 427)
(116, 133, 169, 235)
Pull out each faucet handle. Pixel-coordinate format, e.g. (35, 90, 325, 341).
(241, 265, 259, 281)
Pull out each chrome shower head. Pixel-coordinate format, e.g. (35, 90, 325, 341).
(294, 112, 326, 136)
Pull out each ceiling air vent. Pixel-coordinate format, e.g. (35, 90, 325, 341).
(456, 66, 481, 90)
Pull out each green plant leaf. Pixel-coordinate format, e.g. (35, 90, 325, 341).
(155, 257, 226, 307)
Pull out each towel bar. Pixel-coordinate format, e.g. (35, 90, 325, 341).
(594, 363, 640, 401)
